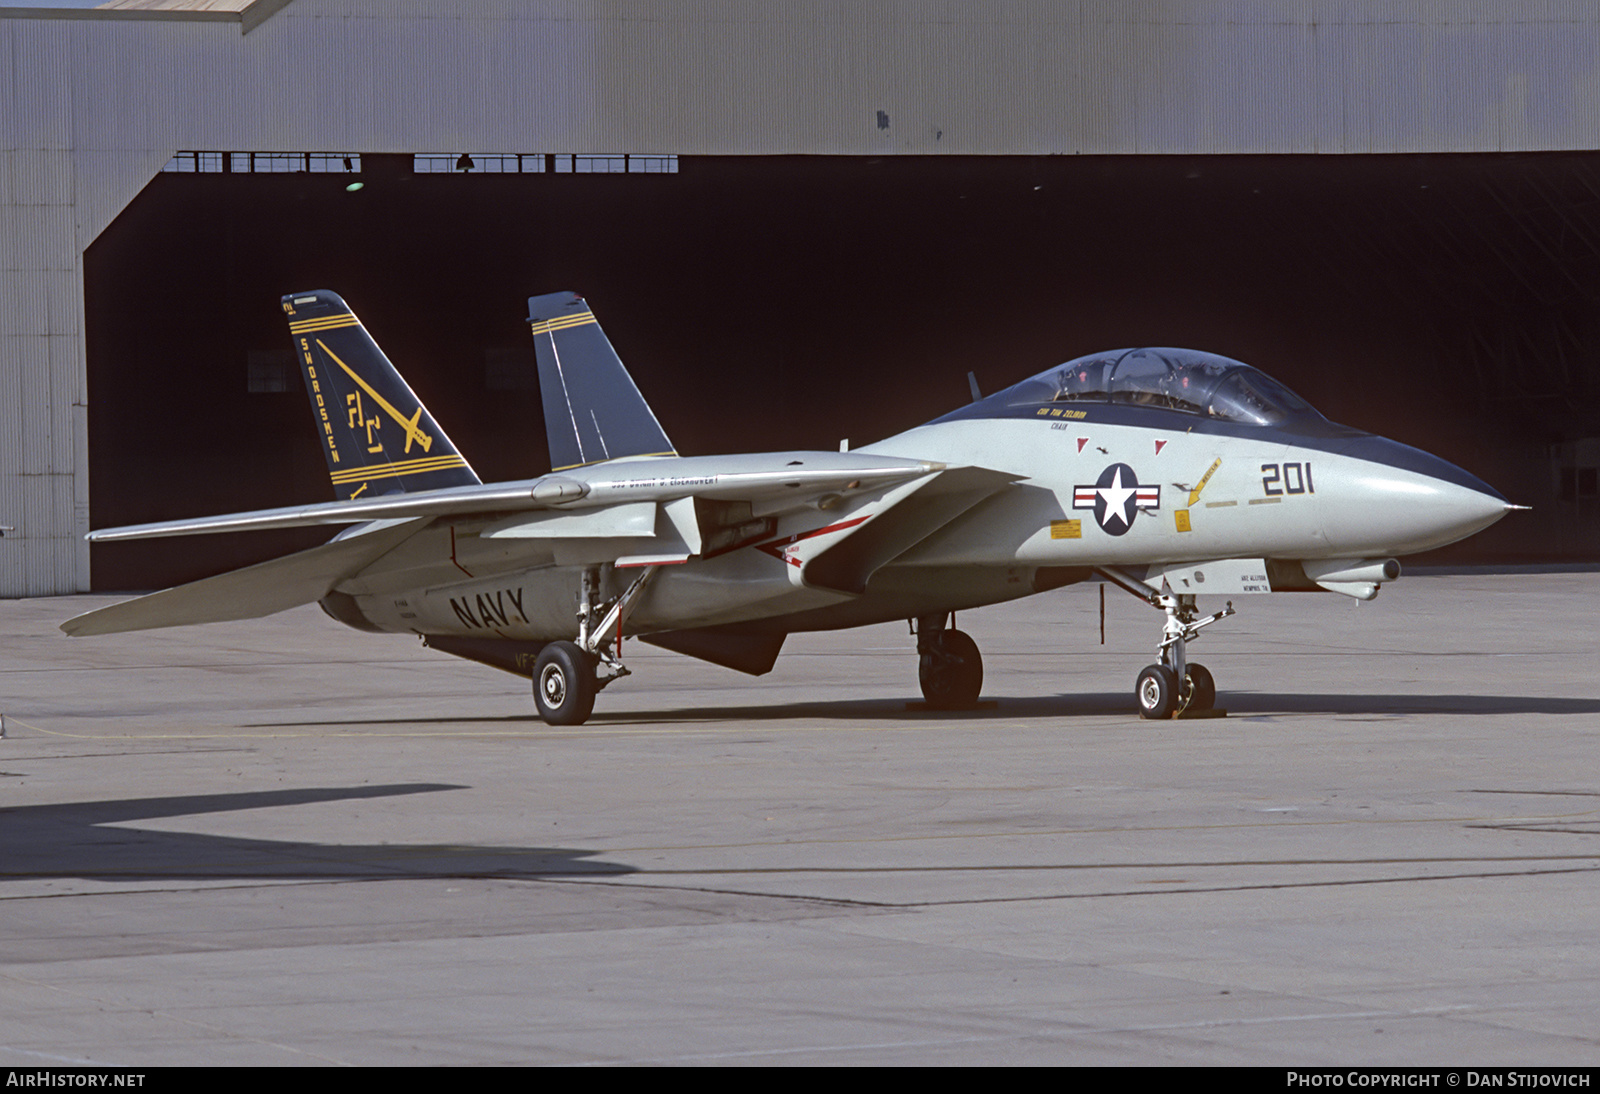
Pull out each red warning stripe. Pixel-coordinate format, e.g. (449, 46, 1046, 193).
(753, 515, 872, 567)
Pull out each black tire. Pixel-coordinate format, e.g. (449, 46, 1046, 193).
(919, 629, 983, 709)
(1183, 663, 1216, 711)
(533, 641, 597, 726)
(1136, 664, 1178, 719)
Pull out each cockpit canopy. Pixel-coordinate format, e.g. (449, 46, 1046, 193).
(995, 348, 1321, 427)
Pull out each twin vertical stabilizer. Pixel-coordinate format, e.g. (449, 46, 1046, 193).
(283, 291, 480, 500)
(527, 292, 677, 471)
(281, 289, 674, 498)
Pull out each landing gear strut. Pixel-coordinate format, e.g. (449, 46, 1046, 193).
(915, 613, 983, 709)
(531, 565, 658, 727)
(1099, 568, 1233, 719)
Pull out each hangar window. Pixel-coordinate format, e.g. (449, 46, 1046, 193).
(413, 153, 677, 174)
(573, 154, 626, 173)
(473, 154, 537, 173)
(555, 154, 677, 173)
(241, 153, 298, 173)
(415, 153, 546, 173)
(306, 153, 361, 173)
(162, 151, 224, 173)
(163, 152, 362, 174)
(630, 155, 680, 174)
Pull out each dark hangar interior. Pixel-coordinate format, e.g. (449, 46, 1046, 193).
(86, 152, 1600, 589)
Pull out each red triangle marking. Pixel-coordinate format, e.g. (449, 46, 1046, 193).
(1076, 437, 1089, 453)
(1155, 439, 1167, 454)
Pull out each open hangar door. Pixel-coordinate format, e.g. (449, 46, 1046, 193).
(84, 152, 1600, 591)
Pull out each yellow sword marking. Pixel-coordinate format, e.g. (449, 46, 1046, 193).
(317, 338, 433, 454)
(1188, 457, 1221, 507)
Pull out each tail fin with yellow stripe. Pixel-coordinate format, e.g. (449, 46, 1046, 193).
(528, 291, 676, 472)
(282, 290, 480, 500)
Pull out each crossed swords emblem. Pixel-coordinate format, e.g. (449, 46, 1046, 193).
(318, 338, 432, 453)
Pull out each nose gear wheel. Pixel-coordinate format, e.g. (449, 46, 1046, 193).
(1099, 568, 1232, 720)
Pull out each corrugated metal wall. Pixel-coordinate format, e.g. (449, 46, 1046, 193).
(5, 0, 1600, 593)
(2, 18, 91, 596)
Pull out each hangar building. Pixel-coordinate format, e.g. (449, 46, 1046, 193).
(4, 0, 1599, 595)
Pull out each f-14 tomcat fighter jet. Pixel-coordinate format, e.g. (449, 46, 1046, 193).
(64, 291, 1515, 725)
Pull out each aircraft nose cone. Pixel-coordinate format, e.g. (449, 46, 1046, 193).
(1319, 435, 1512, 555)
(1333, 433, 1504, 499)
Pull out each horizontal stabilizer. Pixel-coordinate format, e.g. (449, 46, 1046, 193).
(528, 292, 676, 471)
(62, 520, 425, 636)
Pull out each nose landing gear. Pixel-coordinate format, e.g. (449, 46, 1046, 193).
(1100, 568, 1233, 720)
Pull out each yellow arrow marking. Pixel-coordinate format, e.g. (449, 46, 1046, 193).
(317, 338, 433, 453)
(1188, 457, 1221, 507)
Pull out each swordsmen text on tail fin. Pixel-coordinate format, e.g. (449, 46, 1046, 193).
(283, 291, 481, 500)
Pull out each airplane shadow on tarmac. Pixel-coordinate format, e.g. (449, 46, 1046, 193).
(592, 691, 1600, 724)
(1, 784, 637, 882)
(1194, 692, 1600, 717)
(241, 690, 1600, 729)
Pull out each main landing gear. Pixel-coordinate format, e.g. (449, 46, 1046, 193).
(532, 565, 658, 726)
(1099, 568, 1234, 720)
(914, 613, 983, 709)
(533, 641, 598, 726)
